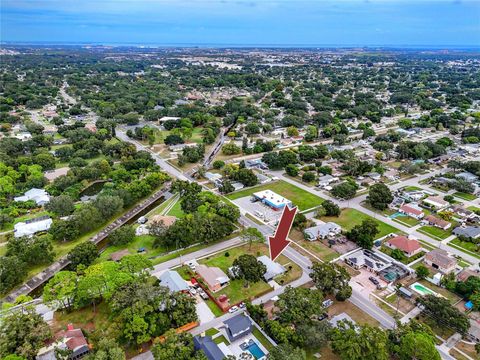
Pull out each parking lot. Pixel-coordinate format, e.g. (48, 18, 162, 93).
(231, 196, 283, 225)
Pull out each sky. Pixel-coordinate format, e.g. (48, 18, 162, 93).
(1, 0, 479, 47)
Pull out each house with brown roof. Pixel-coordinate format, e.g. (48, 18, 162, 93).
(423, 215, 451, 230)
(37, 324, 89, 360)
(399, 204, 425, 220)
(456, 268, 479, 282)
(424, 249, 457, 274)
(196, 264, 230, 292)
(149, 215, 177, 227)
(385, 235, 422, 257)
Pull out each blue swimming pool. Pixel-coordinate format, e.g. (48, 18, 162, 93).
(247, 342, 266, 359)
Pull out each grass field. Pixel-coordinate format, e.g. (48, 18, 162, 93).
(417, 225, 452, 240)
(289, 228, 339, 262)
(252, 327, 275, 352)
(449, 238, 480, 259)
(393, 216, 420, 227)
(226, 180, 324, 211)
(97, 234, 168, 262)
(166, 199, 184, 218)
(453, 192, 477, 201)
(319, 208, 400, 239)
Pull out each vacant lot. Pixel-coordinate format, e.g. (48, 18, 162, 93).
(226, 180, 324, 211)
(453, 192, 477, 201)
(417, 225, 452, 240)
(319, 208, 400, 239)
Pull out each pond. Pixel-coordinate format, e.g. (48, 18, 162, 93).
(80, 181, 108, 197)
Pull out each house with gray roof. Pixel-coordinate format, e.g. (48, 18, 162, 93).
(457, 171, 479, 183)
(193, 336, 225, 360)
(453, 226, 480, 240)
(224, 314, 252, 342)
(304, 222, 342, 241)
(257, 255, 286, 281)
(158, 270, 189, 293)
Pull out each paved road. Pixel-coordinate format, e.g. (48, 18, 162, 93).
(272, 170, 480, 265)
(116, 129, 190, 181)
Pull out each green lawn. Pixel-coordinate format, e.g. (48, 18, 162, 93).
(380, 246, 425, 265)
(403, 186, 422, 192)
(166, 199, 184, 218)
(146, 195, 178, 217)
(320, 208, 400, 239)
(199, 243, 279, 303)
(213, 335, 229, 345)
(226, 180, 324, 211)
(453, 192, 477, 201)
(205, 299, 224, 317)
(252, 327, 275, 352)
(449, 238, 480, 259)
(205, 328, 219, 337)
(467, 206, 480, 213)
(393, 216, 420, 227)
(97, 234, 169, 262)
(417, 225, 452, 240)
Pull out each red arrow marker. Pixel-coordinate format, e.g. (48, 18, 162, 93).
(269, 205, 297, 261)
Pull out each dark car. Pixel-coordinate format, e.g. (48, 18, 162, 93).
(369, 276, 379, 285)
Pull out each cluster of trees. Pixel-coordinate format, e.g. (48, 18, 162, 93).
(42, 255, 197, 346)
(367, 183, 393, 210)
(396, 140, 446, 161)
(217, 162, 258, 193)
(443, 273, 480, 311)
(331, 180, 359, 200)
(177, 144, 205, 166)
(0, 234, 55, 293)
(346, 219, 380, 249)
(151, 181, 239, 248)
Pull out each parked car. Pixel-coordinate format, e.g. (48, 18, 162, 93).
(189, 287, 197, 296)
(322, 299, 333, 308)
(369, 276, 379, 285)
(186, 261, 196, 271)
(239, 302, 246, 309)
(228, 306, 239, 313)
(137, 216, 148, 224)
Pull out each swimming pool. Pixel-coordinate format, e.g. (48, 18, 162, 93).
(409, 282, 438, 297)
(390, 212, 407, 219)
(247, 341, 266, 359)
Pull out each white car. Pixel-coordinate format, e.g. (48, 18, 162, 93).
(189, 287, 197, 295)
(228, 306, 239, 313)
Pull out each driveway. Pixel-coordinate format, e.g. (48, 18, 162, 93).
(195, 301, 216, 325)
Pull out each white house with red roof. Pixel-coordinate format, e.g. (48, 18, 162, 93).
(385, 235, 422, 257)
(399, 203, 425, 220)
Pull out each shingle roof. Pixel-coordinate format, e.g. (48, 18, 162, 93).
(159, 270, 189, 292)
(386, 235, 421, 253)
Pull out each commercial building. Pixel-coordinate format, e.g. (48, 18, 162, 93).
(252, 190, 292, 210)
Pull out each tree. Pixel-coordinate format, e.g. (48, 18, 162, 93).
(152, 329, 206, 360)
(310, 262, 351, 300)
(0, 255, 26, 293)
(89, 338, 126, 360)
(212, 160, 225, 169)
(322, 200, 341, 216)
(43, 271, 77, 310)
(67, 241, 98, 270)
(390, 249, 406, 262)
(285, 164, 299, 177)
(302, 171, 315, 182)
(330, 322, 389, 360)
(108, 225, 135, 246)
(233, 168, 258, 187)
(240, 227, 264, 250)
(396, 331, 440, 360)
(293, 212, 308, 230)
(296, 320, 332, 350)
(218, 180, 235, 194)
(164, 134, 184, 145)
(232, 254, 267, 284)
(222, 142, 241, 155)
(268, 344, 306, 360)
(367, 183, 393, 210)
(331, 181, 358, 199)
(45, 195, 75, 216)
(416, 295, 470, 335)
(93, 195, 124, 219)
(415, 265, 430, 280)
(275, 286, 324, 325)
(0, 308, 51, 359)
(346, 219, 379, 249)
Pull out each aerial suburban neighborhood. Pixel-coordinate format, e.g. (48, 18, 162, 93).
(1, 2, 480, 360)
